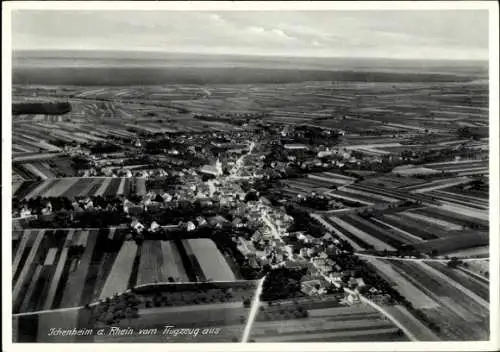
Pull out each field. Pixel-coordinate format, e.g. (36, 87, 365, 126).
(377, 260, 489, 340)
(12, 229, 240, 315)
(13, 281, 259, 343)
(13, 177, 145, 199)
(10, 60, 490, 343)
(249, 302, 408, 342)
(314, 200, 489, 256)
(183, 239, 237, 282)
(12, 228, 132, 313)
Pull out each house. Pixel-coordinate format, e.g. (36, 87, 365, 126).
(196, 216, 208, 227)
(150, 221, 161, 232)
(346, 292, 360, 305)
(296, 232, 309, 242)
(186, 221, 196, 232)
(20, 207, 32, 218)
(237, 238, 256, 256)
(356, 278, 366, 288)
(131, 219, 145, 233)
(162, 192, 173, 202)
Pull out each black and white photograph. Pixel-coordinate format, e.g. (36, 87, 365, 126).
(3, 1, 499, 349)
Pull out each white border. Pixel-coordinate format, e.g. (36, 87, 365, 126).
(2, 2, 499, 352)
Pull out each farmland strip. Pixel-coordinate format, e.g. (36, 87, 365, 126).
(180, 240, 206, 282)
(136, 178, 147, 196)
(77, 178, 101, 197)
(368, 218, 423, 244)
(328, 191, 374, 205)
(19, 265, 44, 313)
(188, 238, 236, 281)
(382, 214, 437, 241)
(414, 207, 488, 229)
(329, 216, 395, 251)
(340, 187, 399, 203)
(12, 230, 32, 279)
(104, 178, 122, 196)
(116, 177, 126, 195)
(13, 230, 45, 300)
(60, 230, 98, 307)
(45, 178, 80, 197)
(14, 180, 40, 198)
(61, 178, 93, 198)
(159, 240, 190, 282)
(426, 262, 489, 301)
(311, 214, 364, 251)
(94, 178, 113, 196)
(27, 179, 60, 199)
(99, 241, 138, 299)
(402, 212, 462, 231)
(342, 214, 404, 248)
(43, 246, 69, 310)
(420, 262, 489, 309)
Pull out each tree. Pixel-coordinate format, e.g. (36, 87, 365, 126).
(243, 298, 252, 308)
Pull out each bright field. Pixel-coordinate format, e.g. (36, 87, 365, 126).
(14, 177, 146, 199)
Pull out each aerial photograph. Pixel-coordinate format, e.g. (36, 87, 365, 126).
(7, 4, 494, 345)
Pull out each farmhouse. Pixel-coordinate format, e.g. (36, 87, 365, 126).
(130, 219, 145, 233)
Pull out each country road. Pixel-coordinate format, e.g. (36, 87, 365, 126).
(353, 252, 489, 263)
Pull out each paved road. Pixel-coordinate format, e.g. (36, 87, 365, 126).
(354, 252, 489, 263)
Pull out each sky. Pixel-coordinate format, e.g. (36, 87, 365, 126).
(12, 10, 489, 60)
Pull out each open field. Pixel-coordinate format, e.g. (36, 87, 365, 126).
(249, 302, 408, 342)
(14, 177, 145, 199)
(12, 229, 241, 315)
(10, 60, 490, 343)
(381, 260, 489, 340)
(13, 281, 259, 342)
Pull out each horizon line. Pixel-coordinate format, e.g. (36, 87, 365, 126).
(12, 48, 489, 63)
